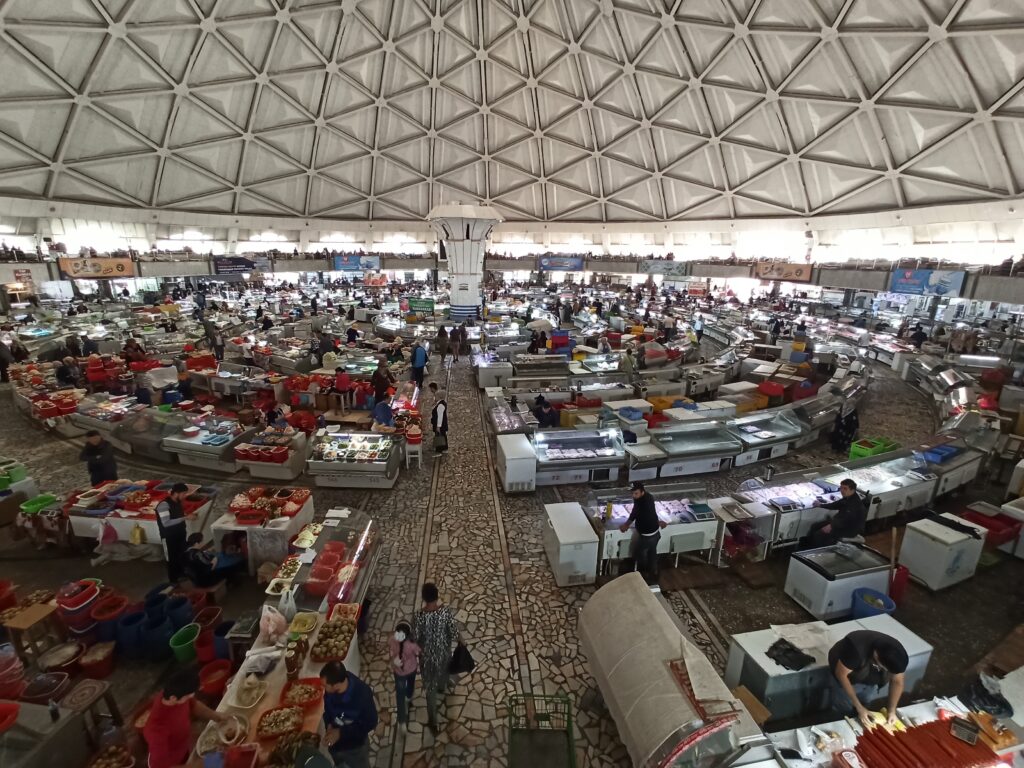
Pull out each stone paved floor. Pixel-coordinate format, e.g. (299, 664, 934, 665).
(1, 353, 1022, 765)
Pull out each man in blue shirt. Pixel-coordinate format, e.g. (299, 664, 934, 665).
(409, 339, 427, 389)
(320, 661, 378, 768)
(372, 395, 395, 429)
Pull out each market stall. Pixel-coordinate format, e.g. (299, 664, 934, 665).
(210, 486, 315, 575)
(532, 427, 625, 485)
(234, 425, 309, 480)
(307, 431, 401, 488)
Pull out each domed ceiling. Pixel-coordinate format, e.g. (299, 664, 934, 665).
(0, 0, 1023, 223)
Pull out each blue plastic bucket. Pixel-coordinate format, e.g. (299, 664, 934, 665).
(851, 587, 896, 619)
(116, 611, 146, 659)
(144, 593, 168, 620)
(213, 620, 235, 660)
(143, 615, 174, 662)
(166, 596, 193, 630)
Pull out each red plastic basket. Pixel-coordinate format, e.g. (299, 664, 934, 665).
(0, 702, 19, 734)
(279, 677, 324, 711)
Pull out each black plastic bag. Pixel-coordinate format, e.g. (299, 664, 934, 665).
(449, 642, 475, 674)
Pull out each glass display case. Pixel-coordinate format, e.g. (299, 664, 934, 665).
(161, 413, 256, 472)
(822, 453, 936, 520)
(580, 353, 621, 373)
(513, 353, 571, 375)
(465, 321, 522, 342)
(112, 408, 190, 463)
(586, 482, 721, 568)
(791, 392, 843, 432)
(488, 398, 534, 435)
(307, 430, 401, 488)
(531, 427, 625, 485)
(652, 422, 744, 460)
(726, 410, 807, 466)
(372, 315, 434, 340)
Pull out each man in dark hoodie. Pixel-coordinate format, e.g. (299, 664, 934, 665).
(320, 661, 378, 768)
(80, 430, 118, 486)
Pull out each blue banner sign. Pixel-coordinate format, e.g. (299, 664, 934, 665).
(888, 269, 965, 296)
(333, 254, 381, 271)
(538, 255, 584, 271)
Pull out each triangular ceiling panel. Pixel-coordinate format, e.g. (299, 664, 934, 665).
(1, 0, 1020, 222)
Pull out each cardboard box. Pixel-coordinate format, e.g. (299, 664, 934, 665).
(731, 685, 771, 727)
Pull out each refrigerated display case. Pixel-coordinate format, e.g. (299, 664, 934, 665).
(531, 427, 625, 485)
(784, 543, 892, 620)
(823, 453, 937, 521)
(112, 408, 188, 463)
(790, 392, 843, 446)
(162, 415, 257, 473)
(234, 426, 309, 480)
(487, 398, 535, 435)
(650, 422, 743, 477)
(726, 410, 807, 466)
(474, 355, 515, 388)
(587, 482, 721, 570)
(731, 470, 845, 547)
(372, 315, 434, 340)
(512, 353, 571, 376)
(580, 353, 621, 373)
(307, 431, 401, 488)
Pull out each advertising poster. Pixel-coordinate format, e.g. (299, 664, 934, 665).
(639, 261, 688, 277)
(406, 297, 435, 314)
(213, 256, 270, 275)
(58, 257, 135, 279)
(753, 262, 813, 282)
(333, 254, 381, 271)
(538, 255, 584, 271)
(888, 269, 965, 296)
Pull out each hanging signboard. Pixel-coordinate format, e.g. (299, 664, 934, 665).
(638, 261, 688, 277)
(58, 257, 135, 279)
(753, 262, 813, 282)
(213, 256, 271, 275)
(407, 297, 435, 315)
(364, 273, 388, 287)
(333, 254, 381, 271)
(539, 255, 584, 271)
(12, 268, 33, 289)
(888, 269, 965, 296)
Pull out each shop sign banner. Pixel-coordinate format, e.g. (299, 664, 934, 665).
(59, 257, 135, 279)
(638, 260, 688, 277)
(333, 254, 380, 271)
(12, 268, 33, 288)
(538, 255, 584, 271)
(364, 273, 388, 286)
(889, 269, 965, 296)
(753, 262, 813, 282)
(213, 256, 270, 274)
(407, 297, 435, 314)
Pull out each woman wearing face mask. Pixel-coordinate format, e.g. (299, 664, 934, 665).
(388, 621, 420, 730)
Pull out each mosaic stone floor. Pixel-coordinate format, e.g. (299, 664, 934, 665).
(1, 352, 1015, 766)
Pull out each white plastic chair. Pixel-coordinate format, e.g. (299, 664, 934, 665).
(405, 441, 423, 469)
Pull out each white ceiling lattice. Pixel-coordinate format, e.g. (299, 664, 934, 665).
(1, 0, 1024, 224)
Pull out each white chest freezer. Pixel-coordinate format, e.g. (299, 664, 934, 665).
(543, 503, 599, 587)
(784, 543, 891, 620)
(495, 434, 537, 493)
(899, 513, 987, 590)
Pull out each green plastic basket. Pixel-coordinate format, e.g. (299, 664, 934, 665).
(5, 464, 26, 483)
(19, 494, 58, 516)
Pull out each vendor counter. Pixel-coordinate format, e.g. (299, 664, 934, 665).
(211, 493, 314, 575)
(724, 613, 933, 723)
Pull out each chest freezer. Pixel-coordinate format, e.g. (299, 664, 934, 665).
(898, 513, 986, 590)
(543, 502, 599, 587)
(495, 434, 537, 493)
(784, 543, 891, 620)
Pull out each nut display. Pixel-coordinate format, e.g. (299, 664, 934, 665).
(282, 682, 321, 707)
(311, 617, 356, 661)
(266, 732, 320, 768)
(257, 706, 304, 739)
(276, 557, 301, 580)
(88, 746, 133, 768)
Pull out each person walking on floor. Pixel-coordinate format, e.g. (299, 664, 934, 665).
(320, 661, 378, 768)
(619, 481, 666, 583)
(430, 387, 448, 455)
(388, 621, 420, 731)
(449, 325, 462, 364)
(156, 483, 190, 584)
(409, 339, 427, 389)
(80, 430, 118, 486)
(413, 582, 459, 735)
(435, 325, 449, 361)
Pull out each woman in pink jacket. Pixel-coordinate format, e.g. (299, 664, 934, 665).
(388, 620, 421, 729)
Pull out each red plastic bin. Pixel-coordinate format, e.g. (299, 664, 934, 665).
(961, 511, 1022, 548)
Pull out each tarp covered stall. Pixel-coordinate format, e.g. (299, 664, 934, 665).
(578, 573, 777, 767)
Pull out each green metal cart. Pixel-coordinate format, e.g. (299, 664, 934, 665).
(507, 693, 577, 768)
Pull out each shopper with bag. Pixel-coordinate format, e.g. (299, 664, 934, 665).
(431, 387, 448, 456)
(413, 582, 459, 735)
(388, 621, 420, 730)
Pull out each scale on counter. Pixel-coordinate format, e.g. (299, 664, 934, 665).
(687, 503, 717, 522)
(768, 497, 804, 513)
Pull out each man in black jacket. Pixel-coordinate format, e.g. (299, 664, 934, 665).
(80, 431, 118, 486)
(156, 483, 190, 583)
(619, 481, 667, 582)
(804, 478, 866, 548)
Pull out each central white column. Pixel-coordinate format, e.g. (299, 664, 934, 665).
(426, 204, 502, 321)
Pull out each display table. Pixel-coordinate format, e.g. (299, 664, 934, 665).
(724, 614, 933, 722)
(210, 495, 314, 574)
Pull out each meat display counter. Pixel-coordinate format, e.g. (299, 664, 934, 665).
(531, 427, 624, 485)
(487, 397, 535, 435)
(820, 453, 937, 521)
(512, 353, 571, 376)
(335, 353, 382, 380)
(112, 408, 188, 463)
(650, 422, 743, 478)
(307, 431, 401, 488)
(372, 315, 434, 340)
(725, 410, 807, 466)
(473, 353, 514, 388)
(465, 321, 523, 343)
(588, 482, 722, 571)
(730, 469, 845, 547)
(789, 392, 843, 446)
